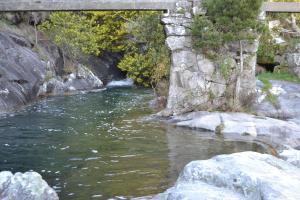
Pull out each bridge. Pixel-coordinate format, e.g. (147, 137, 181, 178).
(0, 0, 300, 12)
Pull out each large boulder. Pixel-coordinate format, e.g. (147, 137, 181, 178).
(172, 111, 300, 148)
(0, 31, 46, 114)
(152, 152, 300, 200)
(0, 171, 58, 200)
(38, 64, 103, 96)
(255, 80, 300, 122)
(82, 53, 125, 85)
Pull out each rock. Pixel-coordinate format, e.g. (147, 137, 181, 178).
(279, 146, 300, 168)
(38, 65, 103, 96)
(174, 111, 300, 148)
(82, 53, 125, 85)
(255, 65, 266, 75)
(152, 152, 300, 200)
(165, 36, 192, 51)
(0, 31, 46, 114)
(164, 25, 189, 36)
(0, 171, 58, 200)
(163, 1, 258, 114)
(285, 44, 300, 78)
(255, 80, 300, 121)
(176, 112, 221, 131)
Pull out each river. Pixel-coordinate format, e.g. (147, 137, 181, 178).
(0, 86, 270, 199)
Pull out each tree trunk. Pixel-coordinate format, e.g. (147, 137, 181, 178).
(235, 40, 244, 106)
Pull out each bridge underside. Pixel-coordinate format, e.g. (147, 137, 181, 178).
(0, 0, 177, 11)
(263, 2, 300, 13)
(0, 1, 300, 12)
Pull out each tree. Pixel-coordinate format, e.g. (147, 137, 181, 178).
(118, 12, 170, 88)
(40, 11, 169, 88)
(191, 0, 265, 49)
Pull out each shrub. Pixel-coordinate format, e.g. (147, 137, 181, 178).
(192, 0, 265, 49)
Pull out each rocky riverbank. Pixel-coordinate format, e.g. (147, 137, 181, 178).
(0, 13, 125, 114)
(152, 152, 300, 200)
(147, 79, 300, 200)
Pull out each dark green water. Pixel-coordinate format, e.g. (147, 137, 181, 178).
(0, 87, 270, 199)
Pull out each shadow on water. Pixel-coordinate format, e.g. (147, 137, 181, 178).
(0, 87, 271, 199)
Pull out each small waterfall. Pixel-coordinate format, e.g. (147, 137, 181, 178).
(106, 78, 134, 88)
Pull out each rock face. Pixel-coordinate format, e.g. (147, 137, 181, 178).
(0, 15, 124, 113)
(0, 29, 103, 113)
(0, 171, 58, 200)
(255, 80, 300, 123)
(38, 64, 103, 96)
(162, 0, 257, 115)
(286, 43, 300, 78)
(0, 31, 46, 113)
(152, 152, 300, 200)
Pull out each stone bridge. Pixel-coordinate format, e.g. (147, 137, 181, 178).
(1, 0, 300, 115)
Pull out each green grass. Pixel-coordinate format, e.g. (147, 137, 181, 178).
(257, 72, 300, 84)
(257, 72, 300, 106)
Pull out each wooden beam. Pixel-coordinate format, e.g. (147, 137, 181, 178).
(0, 0, 177, 11)
(262, 2, 300, 13)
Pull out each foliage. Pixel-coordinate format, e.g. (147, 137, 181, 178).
(40, 12, 100, 61)
(191, 0, 265, 49)
(258, 74, 278, 106)
(40, 11, 169, 87)
(258, 71, 300, 84)
(219, 57, 235, 80)
(257, 29, 278, 64)
(118, 12, 170, 87)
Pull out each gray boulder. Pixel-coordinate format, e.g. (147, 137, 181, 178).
(152, 152, 300, 200)
(286, 44, 300, 78)
(0, 171, 58, 200)
(0, 31, 46, 114)
(255, 80, 300, 122)
(38, 64, 103, 96)
(279, 146, 300, 168)
(173, 111, 300, 148)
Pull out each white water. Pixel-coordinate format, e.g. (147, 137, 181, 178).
(107, 78, 134, 88)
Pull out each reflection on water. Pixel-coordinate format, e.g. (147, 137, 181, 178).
(0, 88, 269, 199)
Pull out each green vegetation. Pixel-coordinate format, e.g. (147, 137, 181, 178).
(257, 29, 278, 64)
(258, 0, 300, 64)
(257, 74, 278, 106)
(40, 11, 169, 89)
(191, 0, 264, 50)
(258, 71, 300, 84)
(219, 57, 235, 80)
(117, 12, 169, 88)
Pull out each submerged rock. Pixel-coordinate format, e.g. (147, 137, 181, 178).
(0, 171, 58, 200)
(152, 152, 300, 200)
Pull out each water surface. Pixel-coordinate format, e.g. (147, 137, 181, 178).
(0, 87, 270, 199)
